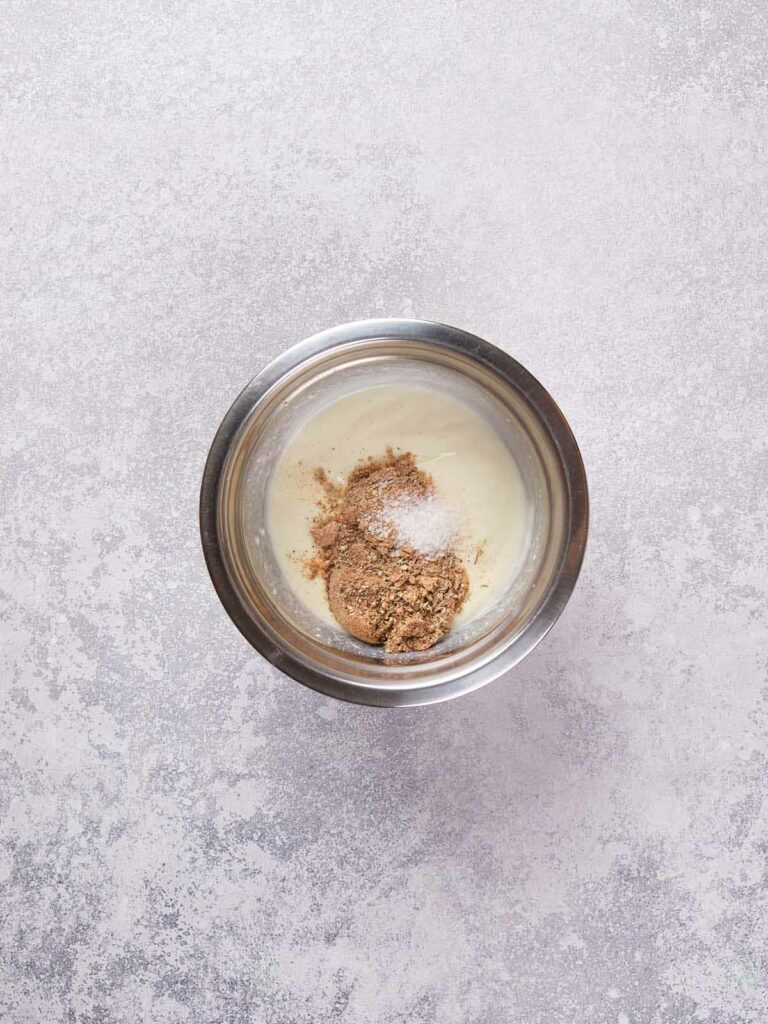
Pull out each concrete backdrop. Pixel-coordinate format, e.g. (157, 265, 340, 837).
(2, 1, 767, 1021)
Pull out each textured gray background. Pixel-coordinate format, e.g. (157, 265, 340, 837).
(2, 1, 767, 1021)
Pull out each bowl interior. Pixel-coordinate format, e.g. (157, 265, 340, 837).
(217, 337, 570, 689)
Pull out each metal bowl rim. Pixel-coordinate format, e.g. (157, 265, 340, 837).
(199, 317, 589, 708)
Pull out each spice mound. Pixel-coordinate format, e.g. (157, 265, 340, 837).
(308, 450, 469, 653)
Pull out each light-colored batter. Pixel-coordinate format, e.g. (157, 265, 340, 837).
(267, 385, 530, 630)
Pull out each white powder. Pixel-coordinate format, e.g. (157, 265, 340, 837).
(376, 493, 458, 556)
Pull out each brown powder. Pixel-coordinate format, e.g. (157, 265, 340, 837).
(308, 449, 469, 653)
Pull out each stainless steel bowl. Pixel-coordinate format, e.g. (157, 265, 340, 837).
(200, 318, 588, 707)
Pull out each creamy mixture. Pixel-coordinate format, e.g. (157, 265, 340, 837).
(267, 385, 530, 631)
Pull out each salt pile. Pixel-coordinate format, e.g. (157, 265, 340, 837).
(378, 493, 458, 557)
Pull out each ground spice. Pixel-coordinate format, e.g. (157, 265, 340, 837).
(307, 449, 469, 653)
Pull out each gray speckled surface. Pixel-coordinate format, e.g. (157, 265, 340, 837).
(2, 1, 767, 1021)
